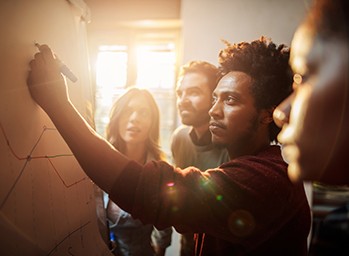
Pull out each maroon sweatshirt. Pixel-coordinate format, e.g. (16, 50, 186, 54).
(110, 145, 311, 255)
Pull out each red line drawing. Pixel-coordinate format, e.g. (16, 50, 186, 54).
(0, 122, 87, 209)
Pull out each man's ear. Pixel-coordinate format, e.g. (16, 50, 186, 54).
(260, 108, 274, 124)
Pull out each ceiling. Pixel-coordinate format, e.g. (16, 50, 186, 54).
(84, 0, 181, 30)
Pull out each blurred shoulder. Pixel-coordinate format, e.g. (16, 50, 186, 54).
(172, 125, 191, 138)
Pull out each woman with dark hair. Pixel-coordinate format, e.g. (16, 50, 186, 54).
(105, 88, 171, 256)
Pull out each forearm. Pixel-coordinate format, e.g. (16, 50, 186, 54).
(46, 100, 129, 193)
(27, 44, 130, 193)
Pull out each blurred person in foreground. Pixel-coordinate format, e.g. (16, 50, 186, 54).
(273, 0, 349, 186)
(273, 0, 349, 254)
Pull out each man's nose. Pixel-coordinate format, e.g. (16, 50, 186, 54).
(178, 93, 189, 106)
(209, 100, 221, 119)
(273, 94, 293, 128)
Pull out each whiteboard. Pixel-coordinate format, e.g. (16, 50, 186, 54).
(0, 0, 111, 255)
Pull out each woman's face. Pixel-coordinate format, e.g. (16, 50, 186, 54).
(118, 96, 153, 146)
(273, 24, 349, 184)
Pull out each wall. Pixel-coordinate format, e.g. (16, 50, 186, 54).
(0, 0, 110, 255)
(181, 0, 311, 65)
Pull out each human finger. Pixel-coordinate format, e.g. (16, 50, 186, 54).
(37, 44, 57, 67)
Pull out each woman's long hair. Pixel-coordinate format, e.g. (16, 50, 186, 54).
(105, 87, 165, 160)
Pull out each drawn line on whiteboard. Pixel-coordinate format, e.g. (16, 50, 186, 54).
(0, 122, 87, 209)
(0, 123, 74, 160)
(68, 246, 74, 256)
(47, 158, 87, 188)
(0, 159, 30, 210)
(46, 221, 90, 256)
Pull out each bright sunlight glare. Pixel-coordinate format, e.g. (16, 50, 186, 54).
(136, 44, 176, 89)
(96, 49, 128, 89)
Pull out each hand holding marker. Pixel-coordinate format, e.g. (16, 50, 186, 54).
(34, 42, 78, 83)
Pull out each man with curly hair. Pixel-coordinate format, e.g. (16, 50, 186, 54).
(27, 37, 310, 255)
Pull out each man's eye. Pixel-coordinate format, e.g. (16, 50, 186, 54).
(212, 97, 217, 104)
(188, 91, 200, 96)
(226, 96, 236, 104)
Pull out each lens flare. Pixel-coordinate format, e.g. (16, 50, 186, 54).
(228, 209, 255, 237)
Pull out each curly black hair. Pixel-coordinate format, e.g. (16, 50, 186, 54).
(218, 36, 293, 142)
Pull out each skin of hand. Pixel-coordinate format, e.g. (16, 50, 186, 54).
(27, 45, 69, 114)
(27, 44, 129, 193)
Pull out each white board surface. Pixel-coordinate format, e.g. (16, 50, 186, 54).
(0, 0, 111, 255)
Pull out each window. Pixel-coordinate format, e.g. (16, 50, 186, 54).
(136, 43, 176, 89)
(96, 45, 128, 89)
(94, 34, 179, 157)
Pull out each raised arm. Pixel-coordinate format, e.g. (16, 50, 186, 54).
(27, 44, 129, 193)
